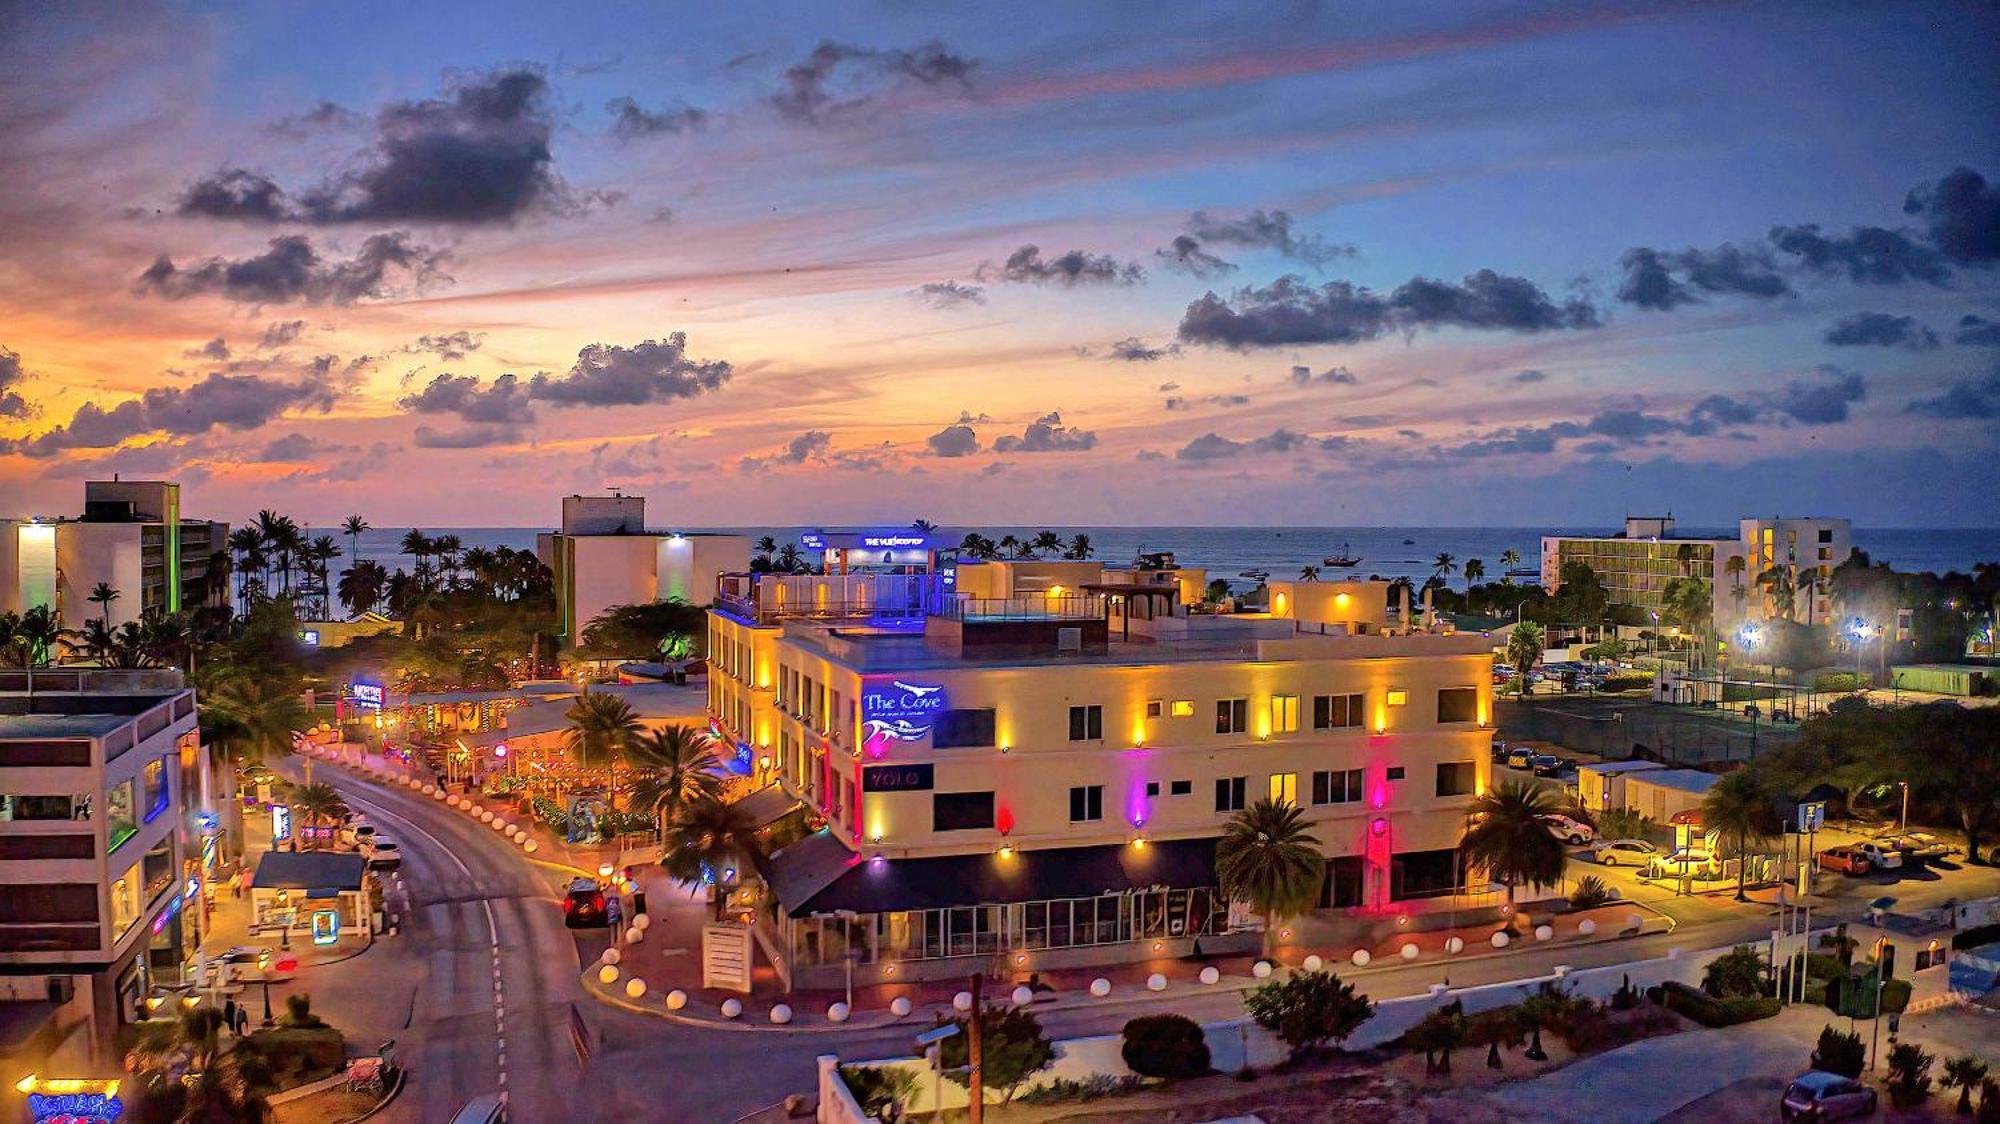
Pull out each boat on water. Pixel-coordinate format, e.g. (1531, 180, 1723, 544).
(1239, 568, 1271, 581)
(1323, 541, 1362, 567)
(1402, 538, 1416, 545)
(1505, 567, 1540, 580)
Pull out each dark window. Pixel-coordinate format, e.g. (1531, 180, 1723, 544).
(1068, 705, 1104, 742)
(1169, 779, 1193, 797)
(932, 791, 996, 832)
(0, 835, 94, 860)
(1145, 781, 1160, 797)
(1312, 693, 1365, 729)
(1068, 785, 1103, 823)
(1215, 698, 1247, 735)
(932, 708, 997, 749)
(1322, 855, 1366, 908)
(1818, 528, 1833, 543)
(1385, 766, 1406, 781)
(0, 883, 99, 923)
(1311, 768, 1365, 805)
(1145, 700, 1163, 719)
(1437, 688, 1478, 724)
(1391, 848, 1462, 900)
(1436, 762, 1477, 797)
(1214, 776, 1246, 812)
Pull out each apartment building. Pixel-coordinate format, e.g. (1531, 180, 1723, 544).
(1541, 514, 1851, 631)
(534, 493, 749, 648)
(0, 670, 211, 1071)
(0, 480, 228, 627)
(709, 548, 1493, 988)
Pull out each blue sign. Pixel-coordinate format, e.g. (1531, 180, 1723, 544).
(862, 679, 948, 746)
(349, 681, 384, 712)
(729, 741, 754, 776)
(859, 533, 929, 549)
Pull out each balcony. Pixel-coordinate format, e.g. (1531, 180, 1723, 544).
(715, 572, 953, 625)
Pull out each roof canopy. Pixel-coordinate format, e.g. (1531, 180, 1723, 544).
(252, 851, 367, 892)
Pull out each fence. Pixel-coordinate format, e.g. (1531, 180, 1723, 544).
(1500, 699, 1794, 766)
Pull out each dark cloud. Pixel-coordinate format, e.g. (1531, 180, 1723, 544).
(1290, 365, 1356, 385)
(1903, 166, 1999, 265)
(985, 245, 1144, 287)
(926, 423, 979, 457)
(771, 40, 977, 125)
(992, 410, 1096, 453)
(1955, 314, 2000, 347)
(1108, 337, 1179, 361)
(10, 371, 335, 457)
(1156, 235, 1235, 279)
(739, 430, 831, 472)
(1175, 428, 1312, 461)
(405, 330, 485, 360)
(912, 280, 985, 308)
(1907, 364, 2000, 420)
(955, 410, 991, 424)
(1164, 393, 1250, 411)
(1513, 369, 1548, 383)
(258, 320, 307, 349)
(1187, 209, 1352, 269)
(412, 423, 523, 449)
(399, 371, 536, 425)
(527, 333, 731, 407)
(607, 96, 708, 139)
(268, 100, 362, 138)
(256, 432, 335, 461)
(183, 336, 231, 361)
(1774, 368, 1866, 423)
(1337, 414, 1388, 427)
(1179, 269, 1596, 349)
(0, 346, 29, 417)
(1615, 243, 1792, 309)
(135, 232, 447, 305)
(176, 168, 293, 222)
(1823, 312, 1938, 350)
(1768, 224, 1949, 286)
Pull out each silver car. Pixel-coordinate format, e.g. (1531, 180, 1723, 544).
(1781, 1071, 1877, 1120)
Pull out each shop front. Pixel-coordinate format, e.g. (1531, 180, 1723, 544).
(249, 852, 372, 949)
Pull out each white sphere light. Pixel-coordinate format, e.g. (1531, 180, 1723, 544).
(629, 926, 647, 944)
(625, 978, 647, 999)
(890, 996, 912, 1017)
(1146, 973, 1167, 992)
(493, 820, 509, 832)
(479, 811, 494, 823)
(1445, 936, 1465, 954)
(446, 796, 460, 808)
(422, 784, 436, 795)
(431, 788, 445, 800)
(1089, 978, 1112, 997)
(597, 964, 619, 985)
(1011, 986, 1033, 1006)
(1199, 966, 1221, 985)
(1535, 924, 1555, 942)
(665, 990, 687, 1010)
(632, 913, 651, 931)
(601, 948, 622, 965)
(1303, 954, 1324, 972)
(952, 991, 973, 1012)
(1578, 919, 1597, 936)
(770, 1004, 792, 1025)
(1491, 930, 1511, 948)
(720, 998, 742, 1019)
(523, 841, 537, 853)
(1401, 943, 1420, 960)
(828, 1002, 850, 1023)
(1351, 949, 1371, 967)
(1252, 960, 1273, 979)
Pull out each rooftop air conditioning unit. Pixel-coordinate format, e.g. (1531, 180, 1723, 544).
(1056, 627, 1083, 653)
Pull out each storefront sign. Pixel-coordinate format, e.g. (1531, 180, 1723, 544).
(297, 629, 320, 647)
(271, 804, 291, 842)
(859, 533, 928, 549)
(861, 679, 947, 745)
(862, 763, 934, 792)
(348, 681, 384, 712)
(18, 1076, 123, 1124)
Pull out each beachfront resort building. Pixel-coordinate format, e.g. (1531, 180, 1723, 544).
(0, 480, 228, 628)
(1541, 515, 1852, 632)
(536, 493, 750, 648)
(706, 537, 1495, 988)
(0, 669, 216, 1072)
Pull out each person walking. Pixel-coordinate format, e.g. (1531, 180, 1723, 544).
(223, 998, 240, 1035)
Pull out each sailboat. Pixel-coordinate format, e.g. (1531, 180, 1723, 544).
(1322, 541, 1362, 567)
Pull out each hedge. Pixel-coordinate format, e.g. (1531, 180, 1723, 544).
(1658, 981, 1780, 1027)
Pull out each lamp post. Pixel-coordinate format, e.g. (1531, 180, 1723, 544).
(1897, 781, 1909, 833)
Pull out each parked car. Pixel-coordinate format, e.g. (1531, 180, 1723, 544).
(364, 839, 401, 870)
(1531, 754, 1574, 777)
(1544, 814, 1597, 846)
(563, 878, 609, 929)
(1781, 1071, 1878, 1120)
(339, 820, 376, 849)
(1490, 738, 1512, 763)
(1817, 845, 1873, 876)
(1873, 832, 1951, 863)
(1589, 839, 1659, 866)
(1506, 747, 1537, 769)
(1855, 841, 1904, 870)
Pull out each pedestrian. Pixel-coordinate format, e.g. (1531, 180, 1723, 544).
(230, 873, 242, 900)
(223, 998, 239, 1034)
(236, 1006, 250, 1035)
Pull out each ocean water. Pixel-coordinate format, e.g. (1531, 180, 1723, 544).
(329, 525, 1999, 589)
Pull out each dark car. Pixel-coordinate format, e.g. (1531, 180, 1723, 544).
(1781, 1071, 1877, 1120)
(563, 878, 609, 929)
(1490, 738, 1511, 763)
(1531, 754, 1574, 777)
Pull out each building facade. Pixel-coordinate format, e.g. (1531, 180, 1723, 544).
(710, 552, 1494, 988)
(535, 493, 750, 648)
(0, 480, 227, 627)
(0, 670, 212, 1071)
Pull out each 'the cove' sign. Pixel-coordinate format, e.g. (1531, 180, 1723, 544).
(862, 679, 948, 745)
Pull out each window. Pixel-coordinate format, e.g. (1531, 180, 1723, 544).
(0, 794, 88, 821)
(1215, 698, 1247, 735)
(1437, 688, 1478, 724)
(1268, 773, 1297, 806)
(1214, 776, 1246, 813)
(1385, 766, 1406, 781)
(1386, 688, 1408, 707)
(1145, 700, 1164, 719)
(106, 780, 136, 852)
(110, 871, 141, 936)
(932, 708, 997, 749)
(1818, 547, 1831, 561)
(1312, 693, 1364, 729)
(1169, 779, 1193, 797)
(1169, 700, 1195, 718)
(1269, 695, 1299, 735)
(932, 792, 996, 832)
(1312, 768, 1364, 805)
(1145, 781, 1160, 798)
(141, 757, 169, 823)
(1436, 762, 1477, 797)
(1068, 705, 1104, 742)
(1068, 785, 1103, 823)
(1818, 528, 1833, 543)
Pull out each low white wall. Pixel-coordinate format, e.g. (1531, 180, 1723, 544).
(816, 1054, 879, 1124)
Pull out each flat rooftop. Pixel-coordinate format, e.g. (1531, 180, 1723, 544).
(0, 712, 137, 739)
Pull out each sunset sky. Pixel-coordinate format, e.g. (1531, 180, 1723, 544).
(1, 1, 1996, 528)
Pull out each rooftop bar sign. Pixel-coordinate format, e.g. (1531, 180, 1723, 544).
(862, 679, 948, 748)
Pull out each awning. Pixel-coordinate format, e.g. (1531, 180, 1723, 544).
(763, 835, 1221, 918)
(252, 851, 367, 893)
(732, 784, 802, 829)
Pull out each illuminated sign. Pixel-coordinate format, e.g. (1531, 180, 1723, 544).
(297, 629, 321, 647)
(861, 679, 948, 746)
(349, 681, 384, 712)
(862, 763, 935, 792)
(799, 532, 827, 549)
(271, 804, 291, 841)
(17, 1075, 123, 1124)
(859, 534, 928, 549)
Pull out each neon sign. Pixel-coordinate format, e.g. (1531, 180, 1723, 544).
(859, 534, 928, 549)
(271, 804, 291, 841)
(349, 681, 383, 712)
(862, 680, 948, 747)
(18, 1075, 123, 1124)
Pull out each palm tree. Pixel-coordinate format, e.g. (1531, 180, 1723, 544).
(754, 535, 778, 556)
(1216, 799, 1326, 955)
(661, 796, 766, 921)
(341, 514, 369, 563)
(564, 692, 642, 771)
(1757, 566, 1796, 620)
(1298, 565, 1321, 582)
(1464, 558, 1486, 586)
(433, 534, 463, 589)
(461, 547, 497, 597)
(1459, 782, 1568, 904)
(1505, 620, 1545, 698)
(774, 543, 805, 573)
(338, 559, 390, 617)
(910, 519, 938, 534)
(625, 727, 724, 828)
(1030, 530, 1065, 558)
(289, 782, 348, 850)
(1432, 552, 1458, 588)
(1941, 1054, 1989, 1115)
(1499, 548, 1521, 577)
(88, 582, 120, 627)
(127, 1003, 266, 1121)
(1701, 769, 1777, 902)
(200, 675, 307, 768)
(1064, 533, 1094, 560)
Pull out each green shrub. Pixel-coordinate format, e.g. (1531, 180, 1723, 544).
(1594, 808, 1653, 842)
(838, 1065, 917, 1119)
(279, 993, 325, 1029)
(1812, 671, 1865, 693)
(1600, 672, 1652, 692)
(1609, 975, 1640, 1011)
(243, 1027, 344, 1088)
(1120, 1014, 1211, 1080)
(1888, 1042, 1935, 1107)
(935, 1005, 1056, 1104)
(1245, 970, 1377, 1060)
(1812, 1025, 1865, 1078)
(1016, 1074, 1144, 1105)
(1659, 981, 1779, 1027)
(1569, 875, 1612, 910)
(1701, 946, 1769, 999)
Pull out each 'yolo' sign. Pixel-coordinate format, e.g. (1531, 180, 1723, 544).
(862, 680, 948, 745)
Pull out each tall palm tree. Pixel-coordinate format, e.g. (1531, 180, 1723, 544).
(15, 605, 70, 703)
(662, 796, 767, 920)
(563, 692, 642, 771)
(1064, 533, 1094, 560)
(1463, 558, 1486, 586)
(1298, 565, 1322, 582)
(1499, 549, 1521, 577)
(910, 519, 938, 534)
(338, 559, 390, 617)
(1030, 530, 1065, 558)
(1216, 798, 1326, 954)
(773, 543, 805, 573)
(625, 726, 724, 827)
(289, 782, 349, 850)
(1757, 566, 1796, 620)
(200, 675, 307, 767)
(1506, 620, 1546, 698)
(432, 534, 463, 589)
(1459, 781, 1567, 904)
(341, 514, 369, 563)
(1432, 552, 1458, 588)
(754, 535, 778, 556)
(87, 582, 120, 627)
(1701, 769, 1777, 902)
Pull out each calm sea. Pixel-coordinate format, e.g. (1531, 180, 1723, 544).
(332, 525, 1999, 589)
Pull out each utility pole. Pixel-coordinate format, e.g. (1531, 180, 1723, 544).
(967, 972, 984, 1124)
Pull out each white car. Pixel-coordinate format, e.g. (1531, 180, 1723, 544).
(1544, 814, 1597, 846)
(1855, 841, 1904, 870)
(364, 838, 401, 870)
(1589, 839, 1659, 866)
(339, 821, 376, 849)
